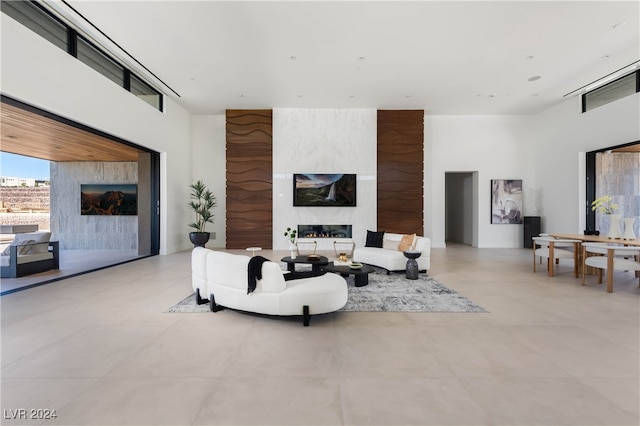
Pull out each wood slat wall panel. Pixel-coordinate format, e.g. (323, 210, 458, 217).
(377, 110, 424, 235)
(226, 109, 273, 249)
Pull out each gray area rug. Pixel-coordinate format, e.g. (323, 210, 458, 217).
(168, 269, 485, 313)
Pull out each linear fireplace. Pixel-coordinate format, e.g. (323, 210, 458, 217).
(297, 225, 352, 239)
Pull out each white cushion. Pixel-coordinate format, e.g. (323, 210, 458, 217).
(29, 232, 52, 254)
(191, 247, 210, 295)
(0, 252, 53, 267)
(2, 232, 52, 255)
(2, 232, 51, 256)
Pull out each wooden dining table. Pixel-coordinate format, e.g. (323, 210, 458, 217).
(549, 233, 640, 247)
(549, 233, 640, 280)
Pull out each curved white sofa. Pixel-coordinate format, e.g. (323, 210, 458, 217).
(191, 248, 348, 326)
(353, 232, 431, 274)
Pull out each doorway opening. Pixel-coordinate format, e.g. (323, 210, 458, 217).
(445, 172, 478, 246)
(1, 96, 160, 294)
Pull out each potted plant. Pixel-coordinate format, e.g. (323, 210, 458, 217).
(591, 195, 620, 239)
(284, 227, 297, 259)
(188, 180, 217, 247)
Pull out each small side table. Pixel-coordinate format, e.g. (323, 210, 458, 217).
(246, 247, 262, 257)
(403, 251, 421, 280)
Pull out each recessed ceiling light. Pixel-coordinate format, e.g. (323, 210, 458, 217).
(289, 56, 297, 60)
(525, 55, 535, 60)
(488, 93, 497, 98)
(349, 95, 355, 98)
(237, 94, 244, 97)
(528, 75, 542, 82)
(405, 94, 412, 98)
(612, 21, 626, 29)
(297, 94, 303, 98)
(357, 56, 365, 61)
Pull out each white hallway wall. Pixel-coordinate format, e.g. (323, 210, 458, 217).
(2, 15, 193, 254)
(425, 115, 533, 248)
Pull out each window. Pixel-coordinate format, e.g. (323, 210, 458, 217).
(1, 0, 67, 51)
(77, 36, 125, 87)
(582, 71, 640, 112)
(2, 0, 163, 112)
(130, 73, 163, 111)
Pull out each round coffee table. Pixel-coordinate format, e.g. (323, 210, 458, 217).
(280, 255, 329, 272)
(321, 262, 375, 287)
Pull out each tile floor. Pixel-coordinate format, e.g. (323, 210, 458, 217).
(0, 249, 142, 294)
(1, 245, 639, 425)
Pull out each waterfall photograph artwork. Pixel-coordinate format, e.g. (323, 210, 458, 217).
(293, 174, 357, 206)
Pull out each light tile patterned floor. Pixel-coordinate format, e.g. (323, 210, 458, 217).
(1, 244, 639, 425)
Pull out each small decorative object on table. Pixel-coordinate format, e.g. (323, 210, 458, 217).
(284, 227, 297, 259)
(623, 217, 637, 240)
(335, 252, 349, 266)
(403, 251, 422, 280)
(591, 196, 620, 239)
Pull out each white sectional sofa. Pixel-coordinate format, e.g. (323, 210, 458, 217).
(191, 248, 348, 326)
(353, 232, 431, 274)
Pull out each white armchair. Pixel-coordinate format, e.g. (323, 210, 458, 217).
(582, 243, 640, 293)
(532, 236, 581, 277)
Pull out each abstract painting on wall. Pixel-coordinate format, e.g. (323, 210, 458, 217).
(81, 184, 137, 215)
(491, 179, 523, 224)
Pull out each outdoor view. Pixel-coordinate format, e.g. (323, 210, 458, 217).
(0, 152, 51, 249)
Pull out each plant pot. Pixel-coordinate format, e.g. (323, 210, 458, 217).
(189, 232, 210, 248)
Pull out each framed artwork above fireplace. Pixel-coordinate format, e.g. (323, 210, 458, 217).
(293, 174, 356, 207)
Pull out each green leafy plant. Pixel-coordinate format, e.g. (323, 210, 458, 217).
(188, 180, 217, 232)
(591, 195, 618, 215)
(284, 227, 297, 243)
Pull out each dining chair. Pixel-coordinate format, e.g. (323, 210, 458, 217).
(532, 236, 581, 277)
(582, 243, 640, 293)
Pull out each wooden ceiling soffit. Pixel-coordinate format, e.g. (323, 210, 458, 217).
(1, 101, 142, 162)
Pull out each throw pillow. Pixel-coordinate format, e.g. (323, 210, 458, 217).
(398, 234, 416, 251)
(2, 233, 37, 256)
(365, 230, 385, 248)
(18, 239, 36, 255)
(382, 237, 400, 250)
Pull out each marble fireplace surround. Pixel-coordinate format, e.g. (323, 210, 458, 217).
(273, 109, 377, 251)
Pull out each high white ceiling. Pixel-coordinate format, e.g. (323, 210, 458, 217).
(53, 1, 639, 115)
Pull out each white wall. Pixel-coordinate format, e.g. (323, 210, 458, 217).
(190, 115, 227, 248)
(425, 115, 533, 248)
(272, 109, 377, 250)
(1, 14, 193, 254)
(530, 93, 640, 234)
